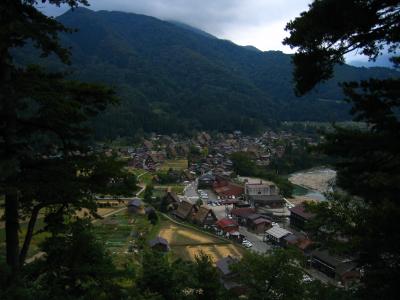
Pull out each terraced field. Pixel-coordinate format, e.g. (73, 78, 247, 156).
(158, 220, 244, 263)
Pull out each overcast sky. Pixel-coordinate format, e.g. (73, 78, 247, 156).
(40, 0, 312, 53)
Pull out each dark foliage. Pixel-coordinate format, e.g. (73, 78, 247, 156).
(285, 1, 400, 299)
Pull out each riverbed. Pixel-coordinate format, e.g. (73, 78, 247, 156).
(289, 167, 336, 203)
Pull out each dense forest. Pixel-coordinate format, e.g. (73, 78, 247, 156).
(15, 7, 399, 139)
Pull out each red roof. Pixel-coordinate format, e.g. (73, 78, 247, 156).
(289, 204, 315, 220)
(231, 207, 256, 218)
(213, 179, 244, 198)
(216, 218, 239, 232)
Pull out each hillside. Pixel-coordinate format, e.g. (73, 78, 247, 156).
(15, 7, 399, 139)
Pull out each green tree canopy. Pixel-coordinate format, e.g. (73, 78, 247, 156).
(285, 1, 400, 298)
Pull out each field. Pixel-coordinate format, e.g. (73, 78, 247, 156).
(158, 219, 244, 264)
(0, 205, 125, 262)
(93, 209, 159, 267)
(161, 159, 188, 171)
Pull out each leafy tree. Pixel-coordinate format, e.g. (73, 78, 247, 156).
(231, 249, 349, 300)
(143, 184, 154, 203)
(147, 209, 159, 225)
(230, 152, 257, 176)
(192, 252, 222, 300)
(284, 1, 400, 298)
(0, 0, 135, 275)
(231, 249, 307, 300)
(283, 0, 399, 95)
(27, 219, 123, 300)
(138, 251, 175, 299)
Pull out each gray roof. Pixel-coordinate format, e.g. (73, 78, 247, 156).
(312, 249, 356, 271)
(266, 226, 291, 239)
(148, 236, 169, 248)
(128, 198, 143, 207)
(216, 256, 237, 275)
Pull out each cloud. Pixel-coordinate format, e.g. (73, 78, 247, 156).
(39, 0, 312, 52)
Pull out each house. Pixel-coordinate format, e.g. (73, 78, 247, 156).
(248, 217, 271, 234)
(216, 256, 241, 291)
(245, 180, 285, 209)
(289, 203, 315, 230)
(192, 207, 217, 226)
(213, 176, 244, 199)
(216, 218, 239, 233)
(173, 201, 198, 221)
(148, 236, 170, 252)
(127, 198, 144, 214)
(230, 207, 256, 225)
(310, 250, 359, 286)
(265, 226, 292, 245)
(162, 190, 180, 211)
(198, 173, 215, 188)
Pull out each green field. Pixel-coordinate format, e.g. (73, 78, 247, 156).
(161, 159, 188, 171)
(93, 209, 160, 267)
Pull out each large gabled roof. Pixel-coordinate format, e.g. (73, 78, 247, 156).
(193, 206, 217, 223)
(174, 200, 197, 219)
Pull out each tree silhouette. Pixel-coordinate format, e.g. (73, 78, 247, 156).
(284, 1, 400, 298)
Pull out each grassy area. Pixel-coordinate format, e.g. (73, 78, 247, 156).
(161, 159, 188, 171)
(157, 218, 245, 264)
(0, 206, 124, 262)
(93, 209, 159, 268)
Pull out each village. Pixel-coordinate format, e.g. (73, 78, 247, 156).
(93, 129, 359, 291)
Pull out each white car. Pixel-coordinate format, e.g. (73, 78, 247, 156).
(242, 240, 253, 248)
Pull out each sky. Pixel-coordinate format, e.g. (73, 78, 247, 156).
(39, 0, 391, 66)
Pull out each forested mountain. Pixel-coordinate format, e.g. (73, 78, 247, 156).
(15, 7, 399, 139)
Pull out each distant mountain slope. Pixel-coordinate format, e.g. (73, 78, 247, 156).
(15, 8, 399, 139)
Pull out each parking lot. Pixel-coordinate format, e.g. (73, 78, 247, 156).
(183, 182, 277, 253)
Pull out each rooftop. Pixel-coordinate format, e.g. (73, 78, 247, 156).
(290, 203, 315, 220)
(266, 226, 292, 239)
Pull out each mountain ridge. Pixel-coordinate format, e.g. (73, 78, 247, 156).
(16, 7, 399, 139)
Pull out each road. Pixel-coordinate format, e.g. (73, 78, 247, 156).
(239, 226, 271, 253)
(183, 179, 199, 202)
(183, 182, 271, 253)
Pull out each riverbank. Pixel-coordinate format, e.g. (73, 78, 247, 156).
(288, 167, 336, 204)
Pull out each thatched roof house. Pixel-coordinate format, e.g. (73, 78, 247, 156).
(192, 207, 217, 226)
(173, 200, 198, 220)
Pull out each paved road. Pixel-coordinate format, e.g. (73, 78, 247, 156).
(239, 226, 271, 253)
(184, 180, 199, 203)
(183, 180, 272, 254)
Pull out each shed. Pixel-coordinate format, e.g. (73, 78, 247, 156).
(149, 236, 170, 252)
(265, 226, 292, 244)
(127, 198, 144, 214)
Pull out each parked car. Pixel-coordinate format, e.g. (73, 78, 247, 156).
(242, 240, 253, 248)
